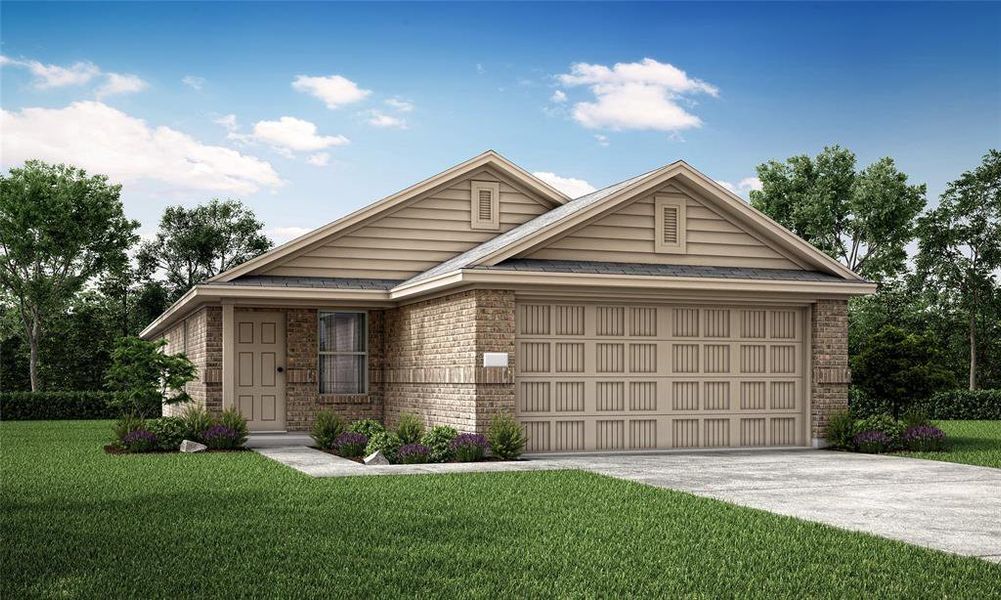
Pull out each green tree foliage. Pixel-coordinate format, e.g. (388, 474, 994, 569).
(750, 146, 926, 281)
(852, 325, 957, 418)
(916, 150, 1001, 389)
(105, 337, 196, 418)
(0, 161, 139, 391)
(137, 199, 271, 300)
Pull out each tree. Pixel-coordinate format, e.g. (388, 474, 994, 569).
(137, 199, 271, 300)
(0, 161, 138, 391)
(852, 325, 956, 418)
(105, 337, 196, 418)
(750, 146, 926, 281)
(916, 150, 1001, 390)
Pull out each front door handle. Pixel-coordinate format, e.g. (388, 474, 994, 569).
(276, 366, 285, 373)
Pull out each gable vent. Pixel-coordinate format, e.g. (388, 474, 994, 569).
(471, 181, 500, 230)
(655, 196, 686, 254)
(662, 205, 679, 245)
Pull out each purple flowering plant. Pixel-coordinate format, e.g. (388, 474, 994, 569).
(334, 432, 368, 458)
(123, 429, 158, 452)
(902, 425, 946, 452)
(853, 430, 891, 454)
(202, 424, 240, 450)
(450, 433, 489, 462)
(397, 443, 431, 464)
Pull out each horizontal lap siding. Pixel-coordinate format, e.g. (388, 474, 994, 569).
(524, 183, 802, 270)
(263, 171, 551, 280)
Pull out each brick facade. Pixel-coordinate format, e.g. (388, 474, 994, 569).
(161, 306, 222, 417)
(810, 299, 850, 446)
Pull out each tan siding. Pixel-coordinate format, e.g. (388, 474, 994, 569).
(264, 170, 551, 279)
(524, 184, 803, 269)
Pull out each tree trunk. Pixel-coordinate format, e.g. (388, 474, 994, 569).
(969, 311, 977, 391)
(28, 319, 40, 392)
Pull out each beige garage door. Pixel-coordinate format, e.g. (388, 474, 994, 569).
(515, 302, 808, 452)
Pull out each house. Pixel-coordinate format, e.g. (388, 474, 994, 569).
(140, 151, 875, 451)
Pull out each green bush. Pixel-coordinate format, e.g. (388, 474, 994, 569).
(901, 407, 931, 428)
(311, 410, 346, 449)
(179, 405, 213, 442)
(348, 419, 385, 439)
(420, 425, 458, 463)
(396, 413, 425, 445)
(145, 417, 186, 451)
(112, 414, 146, 446)
(0, 392, 156, 421)
(487, 413, 527, 460)
(825, 410, 856, 449)
(218, 408, 249, 448)
(105, 337, 197, 418)
(365, 431, 402, 462)
(855, 414, 905, 449)
(920, 389, 1001, 420)
(847, 387, 890, 419)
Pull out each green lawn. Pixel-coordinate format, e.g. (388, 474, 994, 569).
(895, 420, 1001, 469)
(2, 422, 999, 598)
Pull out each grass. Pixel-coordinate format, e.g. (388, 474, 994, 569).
(2, 421, 999, 599)
(895, 420, 1001, 469)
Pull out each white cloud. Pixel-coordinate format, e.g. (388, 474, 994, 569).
(214, 114, 238, 131)
(1, 101, 282, 194)
(366, 111, 407, 129)
(268, 226, 313, 243)
(550, 90, 567, 103)
(594, 134, 610, 147)
(555, 58, 718, 132)
(1, 55, 100, 88)
(307, 152, 330, 167)
(476, 63, 486, 74)
(240, 116, 349, 153)
(96, 72, 149, 98)
(292, 74, 370, 109)
(182, 75, 205, 90)
(716, 176, 762, 197)
(532, 171, 597, 198)
(385, 98, 414, 112)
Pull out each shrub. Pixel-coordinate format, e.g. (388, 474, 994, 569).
(0, 392, 145, 421)
(825, 410, 856, 449)
(218, 409, 249, 448)
(397, 443, 431, 464)
(105, 337, 197, 417)
(179, 405, 213, 442)
(420, 425, 458, 463)
(145, 417, 186, 451)
(311, 410, 346, 449)
(855, 414, 905, 449)
(113, 414, 145, 446)
(396, 413, 425, 445)
(451, 433, 488, 462)
(348, 419, 386, 439)
(334, 432, 368, 458)
(902, 425, 947, 452)
(853, 430, 891, 454)
(921, 389, 1001, 420)
(848, 387, 890, 419)
(122, 429, 158, 453)
(901, 407, 931, 428)
(202, 425, 241, 450)
(487, 413, 526, 460)
(365, 431, 402, 462)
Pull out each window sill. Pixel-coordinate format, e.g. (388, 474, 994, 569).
(318, 393, 374, 405)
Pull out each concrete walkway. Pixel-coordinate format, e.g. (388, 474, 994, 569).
(249, 437, 1001, 562)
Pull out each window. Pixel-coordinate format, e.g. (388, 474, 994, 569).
(654, 196, 687, 254)
(318, 311, 367, 394)
(470, 181, 500, 230)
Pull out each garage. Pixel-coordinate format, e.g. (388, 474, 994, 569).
(515, 301, 809, 452)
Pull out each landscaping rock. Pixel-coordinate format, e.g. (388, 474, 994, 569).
(180, 440, 207, 453)
(364, 450, 389, 465)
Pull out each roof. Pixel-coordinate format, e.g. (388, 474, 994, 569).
(476, 259, 854, 283)
(219, 275, 400, 290)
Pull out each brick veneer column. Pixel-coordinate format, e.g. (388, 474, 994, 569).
(473, 289, 516, 432)
(811, 299, 850, 446)
(160, 306, 222, 417)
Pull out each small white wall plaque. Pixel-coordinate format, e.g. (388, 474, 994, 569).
(483, 352, 509, 368)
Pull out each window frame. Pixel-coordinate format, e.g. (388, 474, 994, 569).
(470, 180, 501, 230)
(654, 195, 687, 254)
(317, 310, 368, 395)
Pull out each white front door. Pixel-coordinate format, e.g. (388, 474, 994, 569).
(234, 311, 286, 432)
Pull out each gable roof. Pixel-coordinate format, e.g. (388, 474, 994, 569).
(402, 160, 864, 285)
(209, 150, 570, 283)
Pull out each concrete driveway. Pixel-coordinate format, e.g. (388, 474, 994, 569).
(541, 450, 1001, 562)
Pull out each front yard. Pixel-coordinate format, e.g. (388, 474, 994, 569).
(2, 421, 999, 598)
(895, 420, 1001, 468)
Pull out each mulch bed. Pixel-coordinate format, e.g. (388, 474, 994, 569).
(103, 444, 250, 455)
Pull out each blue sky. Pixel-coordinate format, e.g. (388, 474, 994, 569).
(2, 2, 999, 242)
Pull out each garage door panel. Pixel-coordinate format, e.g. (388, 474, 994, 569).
(516, 302, 808, 451)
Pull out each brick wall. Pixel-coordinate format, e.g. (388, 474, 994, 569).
(160, 306, 222, 417)
(383, 289, 516, 433)
(811, 299, 850, 445)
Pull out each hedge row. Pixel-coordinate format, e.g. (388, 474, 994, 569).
(920, 389, 1001, 420)
(0, 392, 162, 421)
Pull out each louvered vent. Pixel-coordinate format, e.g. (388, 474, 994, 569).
(470, 181, 500, 230)
(662, 205, 679, 244)
(478, 189, 494, 221)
